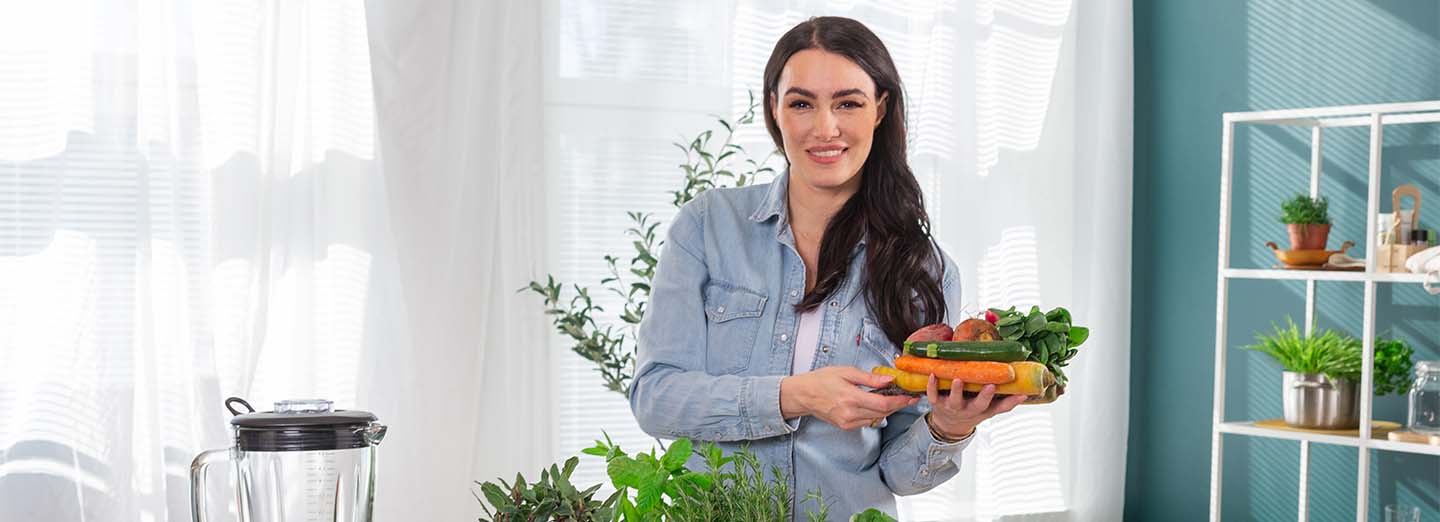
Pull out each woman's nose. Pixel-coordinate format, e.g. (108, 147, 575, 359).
(812, 109, 840, 140)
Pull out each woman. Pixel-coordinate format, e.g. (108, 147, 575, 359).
(630, 16, 1025, 519)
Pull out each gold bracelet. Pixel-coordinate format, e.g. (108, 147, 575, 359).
(926, 412, 974, 443)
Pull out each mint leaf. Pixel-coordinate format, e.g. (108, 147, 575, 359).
(850, 508, 897, 522)
(606, 456, 650, 488)
(661, 438, 692, 472)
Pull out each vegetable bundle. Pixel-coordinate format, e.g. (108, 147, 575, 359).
(870, 306, 1089, 403)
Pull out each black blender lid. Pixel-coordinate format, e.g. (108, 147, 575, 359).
(226, 398, 385, 452)
(229, 398, 377, 428)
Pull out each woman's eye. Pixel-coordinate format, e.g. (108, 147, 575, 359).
(788, 100, 811, 109)
(839, 101, 864, 109)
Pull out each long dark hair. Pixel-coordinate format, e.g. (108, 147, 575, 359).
(763, 16, 946, 347)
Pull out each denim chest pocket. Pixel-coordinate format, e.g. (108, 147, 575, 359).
(702, 282, 767, 374)
(853, 318, 901, 370)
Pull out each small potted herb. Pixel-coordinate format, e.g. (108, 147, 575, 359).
(1242, 318, 1414, 429)
(1280, 194, 1331, 250)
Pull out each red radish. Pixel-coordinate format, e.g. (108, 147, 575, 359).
(906, 323, 953, 342)
(985, 310, 999, 324)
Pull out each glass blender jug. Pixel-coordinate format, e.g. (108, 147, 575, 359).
(191, 397, 387, 522)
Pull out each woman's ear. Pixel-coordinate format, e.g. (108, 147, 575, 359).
(876, 91, 889, 125)
(770, 91, 780, 123)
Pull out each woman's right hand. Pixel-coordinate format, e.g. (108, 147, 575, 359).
(780, 366, 919, 430)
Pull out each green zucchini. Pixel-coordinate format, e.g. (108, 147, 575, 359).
(901, 340, 1030, 362)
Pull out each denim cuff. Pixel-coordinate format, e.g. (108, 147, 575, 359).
(745, 374, 792, 438)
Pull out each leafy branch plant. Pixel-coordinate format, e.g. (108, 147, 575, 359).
(523, 92, 777, 396)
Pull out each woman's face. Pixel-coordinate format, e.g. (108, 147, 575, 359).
(772, 49, 888, 194)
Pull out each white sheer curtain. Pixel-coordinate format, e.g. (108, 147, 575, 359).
(547, 1, 1132, 520)
(921, 1, 1133, 520)
(364, 1, 553, 521)
(0, 1, 409, 520)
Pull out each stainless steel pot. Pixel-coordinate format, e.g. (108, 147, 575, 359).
(1283, 371, 1358, 429)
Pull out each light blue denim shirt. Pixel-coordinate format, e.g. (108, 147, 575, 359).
(629, 172, 970, 520)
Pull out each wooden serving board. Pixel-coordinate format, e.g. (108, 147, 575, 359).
(1254, 419, 1401, 436)
(1270, 264, 1363, 272)
(1388, 430, 1440, 445)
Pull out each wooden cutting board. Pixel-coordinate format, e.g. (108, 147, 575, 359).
(1254, 419, 1402, 436)
(1388, 430, 1440, 445)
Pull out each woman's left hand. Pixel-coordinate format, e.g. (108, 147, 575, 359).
(924, 374, 1028, 440)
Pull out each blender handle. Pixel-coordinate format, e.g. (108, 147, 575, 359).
(190, 448, 230, 522)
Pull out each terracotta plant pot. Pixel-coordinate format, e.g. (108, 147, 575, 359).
(1287, 224, 1331, 250)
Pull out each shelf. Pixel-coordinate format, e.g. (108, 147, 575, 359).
(1368, 438, 1440, 457)
(1223, 268, 1428, 283)
(1218, 421, 1440, 457)
(1211, 100, 1440, 521)
(1217, 421, 1363, 447)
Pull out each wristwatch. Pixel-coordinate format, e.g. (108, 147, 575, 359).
(925, 412, 975, 444)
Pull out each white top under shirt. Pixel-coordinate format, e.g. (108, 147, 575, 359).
(791, 305, 824, 375)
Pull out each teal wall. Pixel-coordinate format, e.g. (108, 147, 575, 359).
(1128, 1, 1440, 521)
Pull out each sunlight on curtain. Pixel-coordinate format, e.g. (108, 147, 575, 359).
(0, 2, 388, 520)
(0, 1, 93, 161)
(975, 0, 1071, 176)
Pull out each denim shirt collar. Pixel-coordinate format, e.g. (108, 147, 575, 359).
(748, 171, 790, 224)
(747, 170, 868, 249)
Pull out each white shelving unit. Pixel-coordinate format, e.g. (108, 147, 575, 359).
(1209, 100, 1440, 522)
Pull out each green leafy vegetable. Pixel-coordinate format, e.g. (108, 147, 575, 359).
(989, 305, 1089, 386)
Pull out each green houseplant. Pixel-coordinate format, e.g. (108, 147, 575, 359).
(1279, 193, 1331, 250)
(475, 434, 839, 522)
(1242, 317, 1415, 429)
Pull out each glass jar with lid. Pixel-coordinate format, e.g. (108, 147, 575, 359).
(1407, 361, 1440, 434)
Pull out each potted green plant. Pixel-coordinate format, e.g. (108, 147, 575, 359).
(1242, 318, 1415, 429)
(1280, 194, 1331, 250)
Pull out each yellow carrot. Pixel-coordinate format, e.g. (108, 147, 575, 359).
(872, 362, 1052, 396)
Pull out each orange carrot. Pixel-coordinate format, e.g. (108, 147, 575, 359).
(893, 355, 1015, 384)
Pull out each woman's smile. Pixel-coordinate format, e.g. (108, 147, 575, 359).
(806, 144, 848, 165)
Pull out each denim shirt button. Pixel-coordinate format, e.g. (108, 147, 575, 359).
(780, 333, 789, 341)
(717, 306, 726, 313)
(821, 346, 829, 353)
(790, 290, 799, 298)
(829, 301, 838, 307)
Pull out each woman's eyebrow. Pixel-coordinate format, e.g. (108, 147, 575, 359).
(785, 87, 816, 98)
(784, 87, 871, 100)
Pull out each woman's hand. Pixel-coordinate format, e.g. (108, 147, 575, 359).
(780, 366, 919, 430)
(925, 374, 1028, 440)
